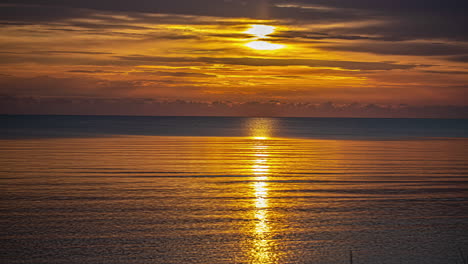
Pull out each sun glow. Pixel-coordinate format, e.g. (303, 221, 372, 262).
(244, 24, 285, 51)
(245, 41, 285, 51)
(247, 118, 275, 139)
(245, 25, 275, 38)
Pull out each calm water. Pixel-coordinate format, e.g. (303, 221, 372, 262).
(1, 116, 468, 264)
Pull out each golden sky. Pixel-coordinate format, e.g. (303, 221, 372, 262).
(0, 1, 467, 116)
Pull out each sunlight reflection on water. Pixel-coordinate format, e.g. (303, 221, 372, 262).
(246, 118, 277, 140)
(1, 117, 467, 264)
(248, 118, 279, 263)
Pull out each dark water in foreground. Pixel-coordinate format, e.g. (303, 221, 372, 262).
(1, 115, 467, 264)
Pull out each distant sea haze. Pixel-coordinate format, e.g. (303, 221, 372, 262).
(1, 115, 467, 264)
(1, 115, 468, 140)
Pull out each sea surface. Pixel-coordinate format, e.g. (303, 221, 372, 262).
(1, 115, 468, 264)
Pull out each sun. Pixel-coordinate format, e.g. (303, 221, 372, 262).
(245, 41, 284, 51)
(244, 25, 285, 51)
(245, 25, 275, 38)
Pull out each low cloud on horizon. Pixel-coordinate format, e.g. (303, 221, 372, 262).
(1, 95, 467, 118)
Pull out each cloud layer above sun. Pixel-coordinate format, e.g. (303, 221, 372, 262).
(0, 0, 467, 116)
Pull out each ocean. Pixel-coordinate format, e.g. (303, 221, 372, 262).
(1, 115, 467, 263)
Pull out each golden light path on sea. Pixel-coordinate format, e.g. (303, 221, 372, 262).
(247, 118, 278, 263)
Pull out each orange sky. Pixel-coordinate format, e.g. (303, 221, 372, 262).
(1, 1, 467, 116)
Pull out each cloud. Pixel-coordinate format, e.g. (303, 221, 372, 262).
(0, 53, 119, 66)
(446, 55, 468, 63)
(2, 95, 467, 118)
(67, 70, 124, 74)
(129, 71, 217, 78)
(0, 75, 132, 97)
(0, 1, 466, 112)
(117, 55, 418, 71)
(0, 74, 214, 99)
(0, 1, 273, 20)
(422, 70, 468, 75)
(0, 3, 92, 23)
(275, 1, 468, 41)
(2, 1, 467, 49)
(319, 42, 468, 56)
(1, 0, 467, 42)
(0, 50, 115, 55)
(270, 30, 374, 42)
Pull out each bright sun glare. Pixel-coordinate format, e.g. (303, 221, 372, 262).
(245, 25, 275, 38)
(245, 41, 285, 51)
(244, 24, 284, 51)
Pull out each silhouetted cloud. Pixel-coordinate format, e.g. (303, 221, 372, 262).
(274, 0, 468, 41)
(2, 0, 467, 42)
(422, 70, 468, 75)
(319, 42, 468, 56)
(67, 70, 124, 74)
(1, 95, 467, 118)
(270, 31, 374, 41)
(118, 55, 418, 71)
(447, 55, 468, 63)
(129, 71, 217, 78)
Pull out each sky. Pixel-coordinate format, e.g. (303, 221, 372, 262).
(1, 0, 467, 117)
